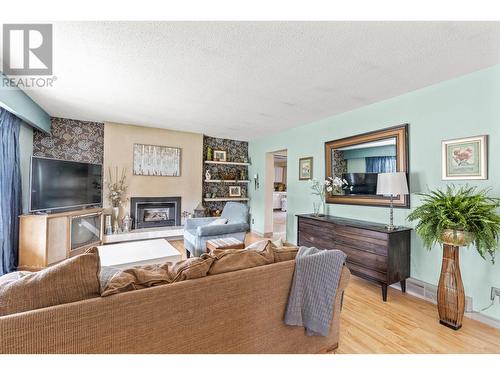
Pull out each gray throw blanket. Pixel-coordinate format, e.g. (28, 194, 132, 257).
(284, 246, 346, 336)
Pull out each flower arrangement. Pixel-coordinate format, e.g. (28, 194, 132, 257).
(309, 176, 346, 216)
(106, 167, 128, 208)
(309, 176, 346, 199)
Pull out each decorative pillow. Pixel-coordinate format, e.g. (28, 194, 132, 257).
(207, 218, 228, 226)
(101, 253, 215, 297)
(208, 241, 275, 275)
(0, 247, 101, 317)
(245, 237, 283, 251)
(272, 243, 300, 262)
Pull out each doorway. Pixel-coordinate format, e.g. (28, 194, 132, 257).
(265, 150, 287, 239)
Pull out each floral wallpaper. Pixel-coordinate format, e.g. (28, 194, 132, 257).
(202, 135, 249, 214)
(33, 117, 104, 164)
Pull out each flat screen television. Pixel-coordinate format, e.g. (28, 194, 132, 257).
(30, 156, 102, 212)
(342, 172, 378, 195)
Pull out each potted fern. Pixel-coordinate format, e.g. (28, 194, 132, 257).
(407, 185, 500, 330)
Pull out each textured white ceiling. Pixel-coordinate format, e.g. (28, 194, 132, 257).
(9, 21, 500, 140)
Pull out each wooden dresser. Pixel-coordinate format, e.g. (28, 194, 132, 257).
(297, 214, 411, 301)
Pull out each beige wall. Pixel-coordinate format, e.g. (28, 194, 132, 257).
(103, 122, 203, 215)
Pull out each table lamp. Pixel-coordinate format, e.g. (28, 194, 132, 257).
(376, 172, 409, 230)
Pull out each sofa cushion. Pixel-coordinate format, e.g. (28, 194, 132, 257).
(272, 244, 300, 262)
(208, 242, 275, 275)
(245, 238, 283, 251)
(0, 247, 101, 317)
(101, 253, 215, 297)
(220, 202, 249, 224)
(207, 218, 228, 226)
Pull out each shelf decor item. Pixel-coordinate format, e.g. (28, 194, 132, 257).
(194, 202, 207, 218)
(104, 214, 113, 235)
(229, 186, 241, 197)
(207, 146, 213, 161)
(213, 150, 227, 162)
(376, 172, 409, 230)
(442, 135, 487, 180)
(407, 185, 500, 330)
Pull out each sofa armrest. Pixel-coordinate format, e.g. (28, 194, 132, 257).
(197, 222, 249, 237)
(184, 217, 216, 230)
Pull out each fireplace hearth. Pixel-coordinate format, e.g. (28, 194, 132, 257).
(130, 197, 181, 229)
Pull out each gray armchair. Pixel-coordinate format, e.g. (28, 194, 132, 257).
(183, 202, 250, 257)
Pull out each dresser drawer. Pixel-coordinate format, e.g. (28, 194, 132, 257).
(332, 224, 389, 242)
(299, 219, 335, 239)
(335, 243, 388, 273)
(346, 261, 387, 283)
(298, 233, 333, 250)
(333, 234, 388, 257)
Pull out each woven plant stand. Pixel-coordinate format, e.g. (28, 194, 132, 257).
(437, 243, 465, 330)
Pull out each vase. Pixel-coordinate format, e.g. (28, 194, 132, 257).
(441, 229, 474, 247)
(312, 201, 325, 217)
(436, 229, 473, 330)
(312, 202, 320, 217)
(437, 243, 465, 330)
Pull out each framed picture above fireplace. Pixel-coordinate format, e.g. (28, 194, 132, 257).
(133, 143, 181, 176)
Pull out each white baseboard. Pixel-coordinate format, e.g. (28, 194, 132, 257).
(465, 311, 500, 329)
(390, 278, 500, 329)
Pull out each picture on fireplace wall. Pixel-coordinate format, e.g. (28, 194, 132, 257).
(133, 143, 181, 176)
(228, 186, 241, 197)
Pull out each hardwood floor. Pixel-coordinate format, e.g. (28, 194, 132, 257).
(338, 275, 500, 353)
(170, 234, 500, 354)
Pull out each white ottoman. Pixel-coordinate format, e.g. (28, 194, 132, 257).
(97, 239, 181, 269)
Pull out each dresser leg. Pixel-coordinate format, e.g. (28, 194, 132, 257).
(400, 279, 407, 293)
(381, 284, 388, 302)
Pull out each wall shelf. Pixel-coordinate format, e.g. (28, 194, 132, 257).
(203, 197, 250, 202)
(204, 160, 250, 166)
(204, 180, 249, 183)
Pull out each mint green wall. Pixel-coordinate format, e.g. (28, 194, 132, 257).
(0, 72, 51, 133)
(249, 65, 500, 320)
(19, 122, 33, 213)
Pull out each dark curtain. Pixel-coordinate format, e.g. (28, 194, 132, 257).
(366, 156, 396, 173)
(0, 108, 22, 276)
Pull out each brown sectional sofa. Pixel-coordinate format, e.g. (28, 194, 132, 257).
(0, 259, 350, 354)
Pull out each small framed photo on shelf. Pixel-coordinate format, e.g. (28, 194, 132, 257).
(214, 150, 227, 162)
(298, 156, 313, 180)
(228, 186, 241, 197)
(442, 135, 488, 180)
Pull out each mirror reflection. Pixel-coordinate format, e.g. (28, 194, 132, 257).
(331, 137, 396, 195)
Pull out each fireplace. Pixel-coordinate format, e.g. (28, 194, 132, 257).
(130, 197, 181, 229)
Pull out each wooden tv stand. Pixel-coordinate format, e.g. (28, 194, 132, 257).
(18, 208, 103, 271)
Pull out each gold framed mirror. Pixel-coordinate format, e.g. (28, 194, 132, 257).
(324, 124, 409, 207)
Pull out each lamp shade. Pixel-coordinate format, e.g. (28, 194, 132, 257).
(376, 172, 409, 196)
